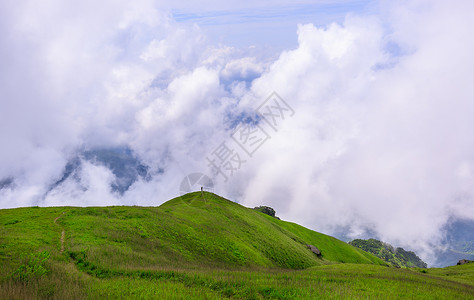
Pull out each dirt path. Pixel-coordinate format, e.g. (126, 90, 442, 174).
(54, 212, 65, 254)
(60, 230, 65, 253)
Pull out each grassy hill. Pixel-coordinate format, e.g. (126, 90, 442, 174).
(1, 192, 473, 299)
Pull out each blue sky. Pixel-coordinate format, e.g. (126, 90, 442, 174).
(172, 0, 377, 48)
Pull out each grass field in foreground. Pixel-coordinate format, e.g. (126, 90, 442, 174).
(0, 192, 473, 299)
(1, 261, 473, 299)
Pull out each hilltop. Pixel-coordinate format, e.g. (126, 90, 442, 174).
(63, 192, 385, 270)
(1, 192, 473, 299)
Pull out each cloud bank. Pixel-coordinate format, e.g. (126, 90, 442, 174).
(1, 0, 473, 265)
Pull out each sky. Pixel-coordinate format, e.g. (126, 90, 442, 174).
(1, 0, 474, 265)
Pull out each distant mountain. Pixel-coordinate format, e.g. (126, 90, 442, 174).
(349, 238, 427, 268)
(1, 148, 158, 200)
(433, 218, 474, 267)
(333, 217, 474, 268)
(0, 177, 13, 190)
(49, 147, 154, 195)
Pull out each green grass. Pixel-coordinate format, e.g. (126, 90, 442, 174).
(1, 192, 473, 299)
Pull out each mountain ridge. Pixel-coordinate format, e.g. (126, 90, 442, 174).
(349, 238, 427, 268)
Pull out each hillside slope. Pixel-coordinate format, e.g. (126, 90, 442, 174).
(0, 192, 385, 275)
(158, 192, 386, 268)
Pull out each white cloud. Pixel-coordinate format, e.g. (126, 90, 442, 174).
(221, 57, 264, 82)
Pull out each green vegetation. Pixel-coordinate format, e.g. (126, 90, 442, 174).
(349, 238, 428, 268)
(1, 192, 473, 299)
(10, 251, 50, 283)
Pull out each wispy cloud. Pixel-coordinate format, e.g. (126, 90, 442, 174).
(171, 1, 377, 48)
(173, 1, 375, 25)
